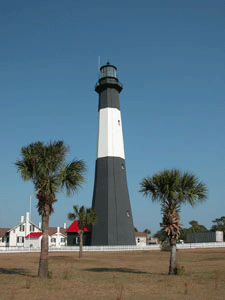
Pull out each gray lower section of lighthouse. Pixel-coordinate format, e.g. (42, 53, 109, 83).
(91, 156, 136, 246)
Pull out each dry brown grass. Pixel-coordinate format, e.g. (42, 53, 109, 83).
(0, 248, 225, 300)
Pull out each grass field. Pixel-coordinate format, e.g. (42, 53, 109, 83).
(0, 248, 225, 300)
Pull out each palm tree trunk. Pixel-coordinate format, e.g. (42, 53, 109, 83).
(169, 238, 177, 275)
(38, 204, 50, 278)
(79, 231, 83, 258)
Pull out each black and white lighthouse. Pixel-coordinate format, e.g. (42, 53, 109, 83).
(91, 62, 136, 246)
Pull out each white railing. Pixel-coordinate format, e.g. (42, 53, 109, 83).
(0, 242, 225, 253)
(52, 245, 161, 252)
(177, 242, 225, 249)
(0, 244, 160, 253)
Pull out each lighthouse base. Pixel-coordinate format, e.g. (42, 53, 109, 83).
(91, 157, 136, 246)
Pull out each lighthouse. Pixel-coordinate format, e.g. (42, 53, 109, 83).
(91, 62, 136, 246)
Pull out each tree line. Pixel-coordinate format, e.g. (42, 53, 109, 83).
(153, 217, 225, 242)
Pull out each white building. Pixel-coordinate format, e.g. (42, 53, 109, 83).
(48, 226, 67, 248)
(135, 232, 147, 247)
(24, 232, 42, 248)
(0, 212, 41, 247)
(24, 227, 67, 248)
(0, 212, 67, 248)
(148, 237, 159, 244)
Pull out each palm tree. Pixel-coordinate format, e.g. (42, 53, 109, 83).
(189, 220, 199, 243)
(15, 141, 86, 278)
(144, 228, 151, 237)
(188, 220, 208, 243)
(144, 229, 151, 243)
(140, 169, 207, 275)
(68, 205, 98, 258)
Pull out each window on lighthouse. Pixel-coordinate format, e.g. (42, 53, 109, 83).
(118, 120, 120, 125)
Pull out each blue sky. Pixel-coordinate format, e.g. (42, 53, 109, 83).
(1, 0, 224, 234)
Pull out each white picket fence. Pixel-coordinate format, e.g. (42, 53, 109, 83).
(0, 242, 225, 253)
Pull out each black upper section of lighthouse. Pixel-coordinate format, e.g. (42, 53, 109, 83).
(95, 62, 123, 111)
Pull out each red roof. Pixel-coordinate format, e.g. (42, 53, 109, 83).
(25, 232, 42, 238)
(25, 228, 66, 238)
(135, 232, 147, 237)
(0, 228, 10, 237)
(48, 228, 67, 236)
(65, 220, 90, 233)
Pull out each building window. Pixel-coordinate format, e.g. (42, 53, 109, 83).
(61, 238, 65, 243)
(20, 225, 25, 232)
(2, 237, 4, 243)
(76, 236, 80, 244)
(51, 238, 56, 243)
(17, 237, 24, 243)
(118, 120, 120, 125)
(7, 237, 9, 243)
(126, 210, 130, 217)
(30, 225, 34, 232)
(121, 163, 125, 169)
(137, 238, 140, 243)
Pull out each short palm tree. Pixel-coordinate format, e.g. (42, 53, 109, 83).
(189, 220, 199, 243)
(144, 228, 151, 242)
(140, 169, 207, 275)
(68, 205, 98, 258)
(15, 141, 86, 278)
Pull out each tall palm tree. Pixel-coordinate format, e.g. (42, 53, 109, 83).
(140, 169, 207, 275)
(68, 205, 98, 258)
(15, 141, 86, 278)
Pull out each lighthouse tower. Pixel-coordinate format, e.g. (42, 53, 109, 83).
(91, 62, 136, 246)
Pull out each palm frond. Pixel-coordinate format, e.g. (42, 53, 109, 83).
(140, 169, 207, 208)
(15, 141, 85, 217)
(139, 168, 208, 242)
(68, 213, 76, 221)
(139, 176, 162, 202)
(179, 172, 208, 206)
(67, 205, 98, 231)
(60, 160, 86, 196)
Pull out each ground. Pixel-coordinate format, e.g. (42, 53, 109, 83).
(0, 248, 224, 300)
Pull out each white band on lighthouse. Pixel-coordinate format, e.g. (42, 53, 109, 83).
(97, 107, 125, 159)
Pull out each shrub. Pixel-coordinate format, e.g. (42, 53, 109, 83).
(161, 241, 170, 251)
